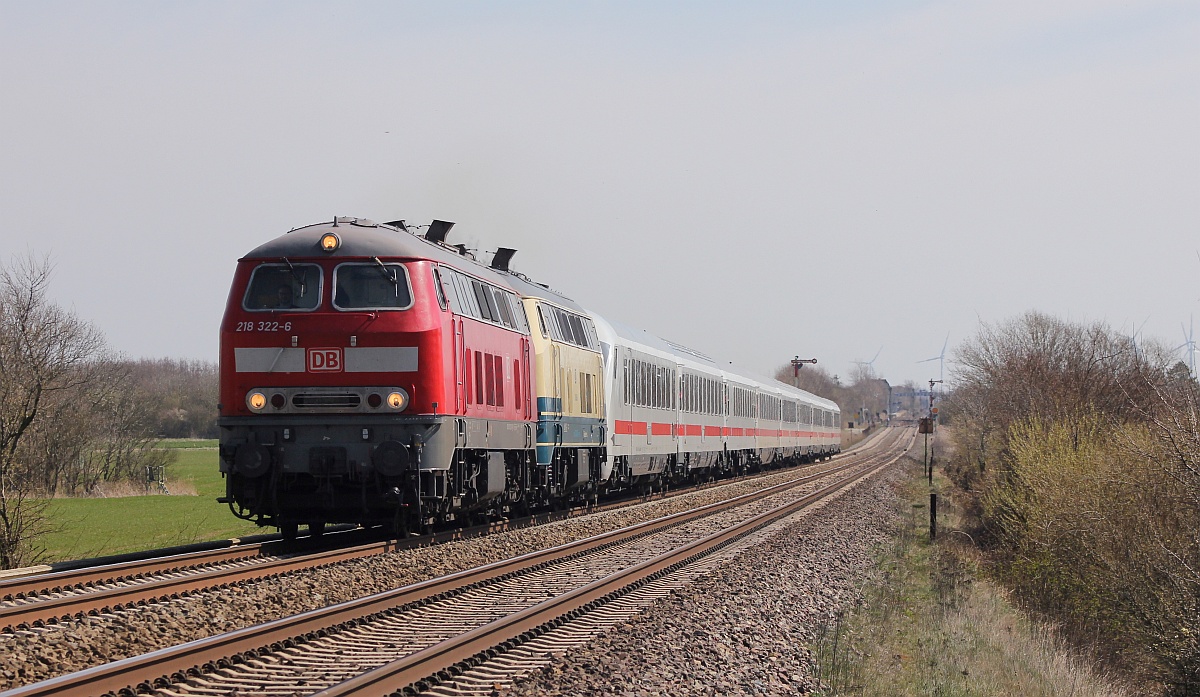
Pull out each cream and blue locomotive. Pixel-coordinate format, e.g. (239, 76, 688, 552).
(497, 267, 607, 502)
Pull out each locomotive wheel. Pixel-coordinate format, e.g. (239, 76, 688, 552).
(308, 521, 326, 537)
(280, 523, 298, 541)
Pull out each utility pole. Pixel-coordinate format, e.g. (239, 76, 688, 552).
(926, 378, 942, 483)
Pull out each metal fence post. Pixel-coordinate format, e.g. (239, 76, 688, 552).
(930, 492, 937, 540)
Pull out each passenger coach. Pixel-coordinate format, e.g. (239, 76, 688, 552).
(590, 311, 840, 489)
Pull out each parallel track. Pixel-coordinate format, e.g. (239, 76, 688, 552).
(0, 427, 911, 697)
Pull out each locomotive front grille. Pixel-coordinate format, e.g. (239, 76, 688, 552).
(293, 392, 362, 408)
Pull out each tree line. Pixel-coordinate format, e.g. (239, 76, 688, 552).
(0, 255, 218, 568)
(942, 311, 1200, 694)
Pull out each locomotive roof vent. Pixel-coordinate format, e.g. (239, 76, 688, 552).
(425, 220, 455, 243)
(331, 216, 378, 227)
(384, 219, 409, 232)
(453, 243, 476, 260)
(491, 247, 517, 272)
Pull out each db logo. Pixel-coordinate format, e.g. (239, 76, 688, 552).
(307, 348, 343, 372)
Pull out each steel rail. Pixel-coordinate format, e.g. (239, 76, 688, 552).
(0, 436, 909, 697)
(317, 430, 913, 696)
(0, 545, 267, 602)
(0, 432, 895, 632)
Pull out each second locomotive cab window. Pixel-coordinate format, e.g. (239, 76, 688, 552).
(333, 263, 414, 310)
(242, 263, 322, 311)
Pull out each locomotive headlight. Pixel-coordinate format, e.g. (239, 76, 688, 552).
(246, 391, 268, 412)
(320, 232, 341, 253)
(386, 390, 408, 410)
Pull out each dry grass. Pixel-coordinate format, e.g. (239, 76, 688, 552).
(841, 427, 872, 449)
(52, 478, 198, 498)
(812, 459, 1134, 697)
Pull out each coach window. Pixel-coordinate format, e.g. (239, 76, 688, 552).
(332, 263, 413, 310)
(243, 263, 322, 311)
(451, 273, 471, 315)
(509, 296, 530, 333)
(474, 352, 484, 405)
(567, 315, 585, 347)
(555, 309, 574, 345)
(483, 286, 504, 325)
(562, 311, 580, 346)
(545, 307, 562, 341)
(468, 281, 492, 321)
(514, 359, 522, 411)
(492, 288, 516, 328)
(493, 355, 504, 407)
(485, 355, 496, 406)
(431, 268, 449, 311)
(465, 350, 473, 403)
(544, 305, 559, 340)
(582, 319, 599, 350)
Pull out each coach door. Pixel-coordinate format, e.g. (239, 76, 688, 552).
(615, 347, 632, 453)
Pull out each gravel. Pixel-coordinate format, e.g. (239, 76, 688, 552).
(0, 465, 853, 691)
(505, 460, 907, 696)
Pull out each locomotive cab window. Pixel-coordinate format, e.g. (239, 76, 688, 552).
(333, 262, 414, 310)
(242, 263, 322, 311)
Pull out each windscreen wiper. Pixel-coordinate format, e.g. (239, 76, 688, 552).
(372, 256, 400, 296)
(281, 257, 307, 297)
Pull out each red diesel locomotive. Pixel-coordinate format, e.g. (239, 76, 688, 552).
(218, 217, 536, 537)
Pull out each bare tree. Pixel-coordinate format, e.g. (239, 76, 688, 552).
(126, 358, 218, 438)
(944, 310, 1169, 488)
(0, 254, 107, 568)
(771, 362, 889, 427)
(941, 311, 1200, 690)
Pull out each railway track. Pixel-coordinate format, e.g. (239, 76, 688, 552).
(2, 427, 911, 697)
(0, 428, 892, 634)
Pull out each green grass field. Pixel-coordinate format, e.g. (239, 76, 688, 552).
(38, 443, 265, 564)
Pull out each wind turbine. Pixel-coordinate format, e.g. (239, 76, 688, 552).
(1177, 317, 1197, 377)
(917, 332, 950, 385)
(1127, 316, 1150, 361)
(853, 346, 883, 375)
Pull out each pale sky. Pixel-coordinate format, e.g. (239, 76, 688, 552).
(2, 1, 1197, 386)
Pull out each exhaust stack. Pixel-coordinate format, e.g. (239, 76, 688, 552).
(491, 247, 517, 272)
(425, 220, 455, 243)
